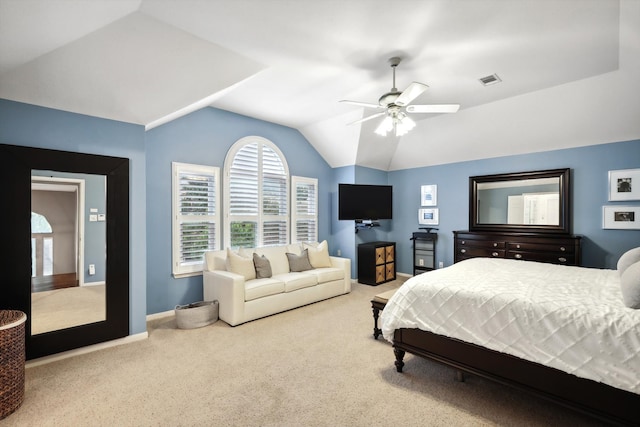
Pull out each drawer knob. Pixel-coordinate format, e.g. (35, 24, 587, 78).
(493, 243, 498, 247)
(560, 246, 566, 252)
(461, 240, 466, 245)
(492, 252, 499, 257)
(558, 257, 567, 263)
(514, 254, 522, 259)
(460, 249, 467, 254)
(516, 244, 521, 249)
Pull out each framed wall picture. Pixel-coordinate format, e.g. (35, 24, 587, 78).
(421, 184, 437, 206)
(609, 169, 640, 201)
(418, 208, 439, 225)
(602, 205, 640, 229)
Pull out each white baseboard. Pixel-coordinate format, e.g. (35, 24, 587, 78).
(396, 272, 412, 279)
(82, 281, 106, 287)
(26, 332, 148, 368)
(146, 310, 175, 321)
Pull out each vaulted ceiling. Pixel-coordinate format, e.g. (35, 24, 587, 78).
(1, 0, 638, 170)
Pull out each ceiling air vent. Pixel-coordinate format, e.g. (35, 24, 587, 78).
(479, 74, 502, 86)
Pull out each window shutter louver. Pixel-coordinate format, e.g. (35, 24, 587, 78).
(291, 176, 318, 243)
(172, 163, 220, 277)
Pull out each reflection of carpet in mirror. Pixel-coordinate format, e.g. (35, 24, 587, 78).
(31, 285, 106, 335)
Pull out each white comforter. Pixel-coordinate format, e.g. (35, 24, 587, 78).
(380, 258, 640, 394)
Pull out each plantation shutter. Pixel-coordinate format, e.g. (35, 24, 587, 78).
(226, 137, 289, 248)
(262, 145, 288, 246)
(291, 176, 318, 243)
(172, 162, 220, 277)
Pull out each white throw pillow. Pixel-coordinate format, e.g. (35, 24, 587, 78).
(304, 240, 332, 268)
(225, 248, 256, 281)
(620, 261, 640, 309)
(617, 247, 640, 275)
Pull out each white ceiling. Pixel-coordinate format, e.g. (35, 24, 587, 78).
(1, 0, 638, 171)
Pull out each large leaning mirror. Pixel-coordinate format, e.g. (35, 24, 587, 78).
(0, 144, 129, 360)
(470, 168, 571, 234)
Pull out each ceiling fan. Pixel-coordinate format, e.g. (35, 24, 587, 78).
(340, 57, 460, 137)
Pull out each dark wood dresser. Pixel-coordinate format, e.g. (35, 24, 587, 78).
(453, 230, 582, 266)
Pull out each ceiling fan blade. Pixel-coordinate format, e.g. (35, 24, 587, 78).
(340, 100, 384, 109)
(395, 82, 428, 107)
(406, 104, 460, 113)
(347, 111, 386, 126)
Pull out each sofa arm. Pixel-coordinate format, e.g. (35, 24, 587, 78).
(203, 270, 246, 326)
(329, 256, 352, 293)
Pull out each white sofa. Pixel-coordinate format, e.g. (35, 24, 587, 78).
(203, 242, 351, 326)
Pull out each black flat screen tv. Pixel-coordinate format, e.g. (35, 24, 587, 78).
(338, 184, 392, 220)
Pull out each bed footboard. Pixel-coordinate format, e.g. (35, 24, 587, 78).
(393, 328, 638, 426)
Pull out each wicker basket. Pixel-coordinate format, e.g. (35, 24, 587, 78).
(0, 310, 26, 420)
(174, 300, 218, 329)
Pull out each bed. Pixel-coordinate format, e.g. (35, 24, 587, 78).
(380, 256, 640, 426)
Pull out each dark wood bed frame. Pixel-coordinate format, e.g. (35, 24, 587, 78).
(392, 328, 639, 426)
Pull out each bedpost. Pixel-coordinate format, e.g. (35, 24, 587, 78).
(394, 347, 405, 372)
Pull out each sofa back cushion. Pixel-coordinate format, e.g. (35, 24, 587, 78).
(226, 248, 256, 280)
(205, 250, 227, 271)
(304, 240, 332, 268)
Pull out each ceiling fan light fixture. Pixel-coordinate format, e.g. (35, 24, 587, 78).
(395, 114, 416, 137)
(375, 116, 394, 136)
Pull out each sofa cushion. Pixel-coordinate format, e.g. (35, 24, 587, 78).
(274, 272, 318, 292)
(204, 249, 227, 271)
(286, 249, 314, 272)
(303, 267, 344, 284)
(226, 248, 256, 281)
(253, 253, 272, 279)
(304, 240, 332, 268)
(245, 278, 285, 301)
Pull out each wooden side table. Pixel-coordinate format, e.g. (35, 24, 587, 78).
(0, 310, 27, 420)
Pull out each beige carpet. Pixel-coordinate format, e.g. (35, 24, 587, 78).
(31, 285, 106, 335)
(7, 281, 603, 426)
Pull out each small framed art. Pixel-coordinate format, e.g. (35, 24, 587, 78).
(602, 205, 640, 229)
(609, 169, 640, 201)
(418, 208, 439, 225)
(421, 184, 437, 206)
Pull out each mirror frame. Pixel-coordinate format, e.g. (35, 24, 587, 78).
(469, 168, 571, 234)
(0, 144, 129, 360)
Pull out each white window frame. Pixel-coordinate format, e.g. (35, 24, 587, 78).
(172, 162, 220, 278)
(224, 136, 289, 249)
(291, 176, 318, 244)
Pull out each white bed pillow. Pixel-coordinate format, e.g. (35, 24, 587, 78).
(617, 247, 640, 275)
(304, 240, 332, 268)
(225, 248, 256, 281)
(620, 261, 640, 309)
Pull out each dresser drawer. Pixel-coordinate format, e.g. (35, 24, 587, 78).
(457, 247, 505, 258)
(457, 238, 505, 250)
(507, 241, 575, 254)
(508, 251, 576, 265)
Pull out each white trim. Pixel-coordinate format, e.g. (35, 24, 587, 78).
(146, 310, 175, 321)
(25, 332, 149, 368)
(171, 162, 221, 277)
(82, 280, 105, 287)
(223, 136, 290, 248)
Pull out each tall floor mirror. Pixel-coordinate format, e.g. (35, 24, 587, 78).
(0, 144, 129, 360)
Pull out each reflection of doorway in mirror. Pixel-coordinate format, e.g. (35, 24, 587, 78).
(31, 173, 106, 335)
(508, 192, 559, 225)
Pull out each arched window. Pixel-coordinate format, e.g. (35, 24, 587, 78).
(31, 212, 53, 277)
(224, 136, 289, 248)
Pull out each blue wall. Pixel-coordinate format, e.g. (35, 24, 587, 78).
(0, 99, 148, 335)
(2, 97, 638, 325)
(144, 107, 335, 313)
(387, 139, 640, 273)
